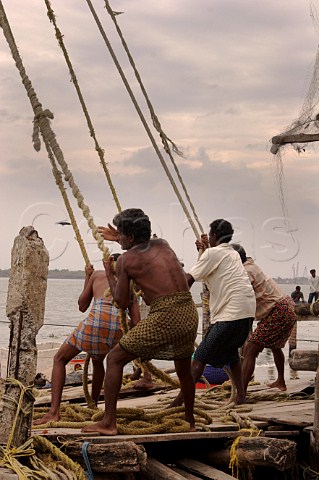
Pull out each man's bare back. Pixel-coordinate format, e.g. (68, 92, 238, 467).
(118, 238, 189, 305)
(91, 271, 111, 299)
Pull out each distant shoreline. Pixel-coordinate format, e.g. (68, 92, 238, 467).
(0, 269, 308, 283)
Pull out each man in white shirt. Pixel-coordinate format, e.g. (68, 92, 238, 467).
(170, 219, 256, 406)
(308, 269, 319, 304)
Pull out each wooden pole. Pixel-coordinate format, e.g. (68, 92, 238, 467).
(0, 227, 49, 447)
(309, 345, 319, 470)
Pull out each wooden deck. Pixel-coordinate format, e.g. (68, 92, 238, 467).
(32, 378, 315, 442)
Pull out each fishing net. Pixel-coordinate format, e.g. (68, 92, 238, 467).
(271, 1, 319, 156)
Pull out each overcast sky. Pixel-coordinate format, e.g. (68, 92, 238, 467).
(1, 0, 319, 278)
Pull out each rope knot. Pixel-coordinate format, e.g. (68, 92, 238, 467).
(32, 109, 54, 151)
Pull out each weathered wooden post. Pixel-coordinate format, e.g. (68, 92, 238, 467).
(0, 226, 49, 447)
(309, 345, 319, 471)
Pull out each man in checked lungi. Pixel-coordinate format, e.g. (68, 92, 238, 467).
(82, 208, 199, 435)
(33, 258, 139, 426)
(232, 244, 297, 393)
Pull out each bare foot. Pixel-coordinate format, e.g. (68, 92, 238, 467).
(81, 421, 117, 436)
(129, 368, 142, 381)
(234, 396, 246, 405)
(266, 380, 287, 391)
(33, 412, 60, 426)
(167, 397, 183, 409)
(134, 379, 154, 389)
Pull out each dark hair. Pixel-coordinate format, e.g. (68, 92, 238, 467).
(113, 208, 151, 243)
(231, 243, 247, 263)
(210, 219, 234, 243)
(296, 285, 301, 291)
(310, 269, 316, 274)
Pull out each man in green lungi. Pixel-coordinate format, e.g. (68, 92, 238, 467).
(82, 208, 199, 435)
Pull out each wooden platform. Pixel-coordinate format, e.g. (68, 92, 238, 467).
(32, 379, 315, 444)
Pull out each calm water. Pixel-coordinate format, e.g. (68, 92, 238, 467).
(0, 278, 317, 381)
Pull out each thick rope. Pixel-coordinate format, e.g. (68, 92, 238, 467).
(104, 0, 204, 235)
(44, 0, 122, 213)
(0, 2, 110, 261)
(0, 378, 86, 479)
(46, 139, 91, 266)
(85, 0, 202, 240)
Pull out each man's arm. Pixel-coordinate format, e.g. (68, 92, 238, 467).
(98, 224, 120, 242)
(104, 256, 131, 309)
(78, 266, 94, 312)
(186, 273, 195, 288)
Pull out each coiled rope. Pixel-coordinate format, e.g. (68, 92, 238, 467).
(0, 378, 86, 479)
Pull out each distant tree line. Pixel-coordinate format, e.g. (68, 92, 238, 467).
(0, 269, 85, 279)
(0, 268, 307, 283)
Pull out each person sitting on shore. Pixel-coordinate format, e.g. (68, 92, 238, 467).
(82, 208, 199, 435)
(169, 219, 256, 409)
(33, 258, 139, 426)
(291, 286, 304, 304)
(232, 244, 297, 392)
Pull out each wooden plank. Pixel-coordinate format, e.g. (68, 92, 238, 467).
(177, 458, 236, 480)
(263, 431, 300, 437)
(32, 430, 258, 444)
(171, 466, 202, 479)
(250, 412, 313, 428)
(141, 457, 189, 480)
(34, 384, 170, 406)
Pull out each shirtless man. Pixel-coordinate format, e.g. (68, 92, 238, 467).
(82, 208, 199, 435)
(33, 259, 133, 425)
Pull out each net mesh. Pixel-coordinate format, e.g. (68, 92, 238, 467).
(271, 1, 319, 155)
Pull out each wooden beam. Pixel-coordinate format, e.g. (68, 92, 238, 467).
(272, 132, 319, 146)
(289, 349, 318, 371)
(176, 459, 237, 480)
(64, 440, 147, 473)
(200, 437, 296, 471)
(295, 303, 319, 317)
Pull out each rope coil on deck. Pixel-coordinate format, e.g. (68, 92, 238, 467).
(0, 378, 87, 479)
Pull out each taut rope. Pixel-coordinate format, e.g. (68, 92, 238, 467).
(0, 1, 109, 262)
(44, 0, 122, 213)
(85, 0, 203, 239)
(103, 0, 204, 236)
